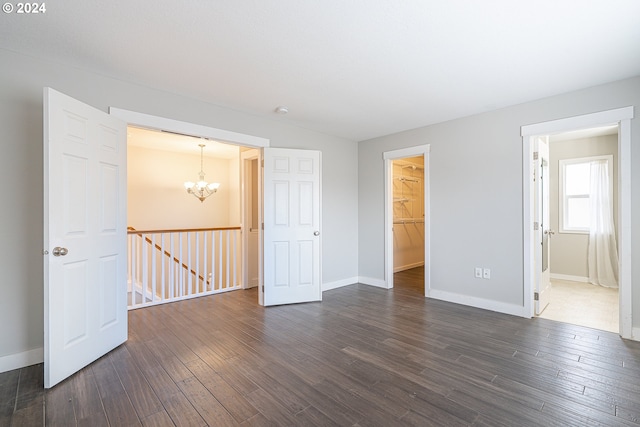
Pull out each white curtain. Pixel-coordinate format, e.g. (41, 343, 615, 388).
(588, 160, 618, 288)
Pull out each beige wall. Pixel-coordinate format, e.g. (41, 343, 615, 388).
(549, 134, 618, 279)
(127, 145, 240, 230)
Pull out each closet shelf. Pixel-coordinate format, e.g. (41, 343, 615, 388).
(394, 160, 425, 170)
(396, 176, 421, 183)
(393, 198, 411, 203)
(393, 218, 425, 225)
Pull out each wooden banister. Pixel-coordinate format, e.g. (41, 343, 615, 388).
(127, 226, 241, 235)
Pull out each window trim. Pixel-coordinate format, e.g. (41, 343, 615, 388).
(559, 154, 613, 234)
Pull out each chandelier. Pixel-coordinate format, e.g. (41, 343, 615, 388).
(184, 143, 220, 202)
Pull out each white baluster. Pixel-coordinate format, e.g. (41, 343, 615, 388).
(211, 231, 220, 291)
(224, 230, 231, 289)
(187, 232, 192, 296)
(151, 234, 157, 303)
(132, 234, 138, 306)
(127, 234, 133, 307)
(218, 230, 223, 290)
(232, 229, 237, 288)
(169, 233, 175, 299)
(195, 232, 200, 294)
(203, 231, 209, 292)
(179, 232, 184, 297)
(160, 233, 166, 302)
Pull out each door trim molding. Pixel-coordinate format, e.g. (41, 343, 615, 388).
(382, 145, 431, 295)
(521, 106, 634, 339)
(240, 149, 261, 291)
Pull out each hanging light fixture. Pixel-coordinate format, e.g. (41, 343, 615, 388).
(184, 143, 220, 202)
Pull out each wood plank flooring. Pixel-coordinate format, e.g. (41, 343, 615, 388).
(3, 267, 640, 426)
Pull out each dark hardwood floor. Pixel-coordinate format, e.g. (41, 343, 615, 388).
(394, 266, 425, 295)
(3, 268, 640, 426)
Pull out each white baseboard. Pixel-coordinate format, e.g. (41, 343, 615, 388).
(358, 276, 388, 289)
(427, 289, 527, 318)
(322, 277, 358, 292)
(631, 327, 640, 342)
(0, 347, 43, 374)
(550, 273, 589, 283)
(393, 262, 425, 273)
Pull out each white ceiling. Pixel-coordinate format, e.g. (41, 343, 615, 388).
(2, 1, 639, 141)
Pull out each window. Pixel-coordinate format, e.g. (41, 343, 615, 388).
(559, 155, 613, 233)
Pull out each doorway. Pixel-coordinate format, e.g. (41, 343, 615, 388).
(110, 107, 270, 309)
(126, 126, 249, 308)
(537, 126, 620, 333)
(521, 107, 634, 338)
(383, 145, 431, 295)
(391, 156, 425, 295)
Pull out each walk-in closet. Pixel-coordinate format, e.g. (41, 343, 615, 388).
(392, 156, 425, 272)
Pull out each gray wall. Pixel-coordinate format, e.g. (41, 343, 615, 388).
(549, 135, 618, 279)
(0, 49, 359, 362)
(358, 76, 639, 316)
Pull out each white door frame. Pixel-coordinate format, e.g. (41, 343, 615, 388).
(533, 136, 551, 315)
(521, 107, 634, 339)
(240, 149, 261, 290)
(383, 145, 431, 293)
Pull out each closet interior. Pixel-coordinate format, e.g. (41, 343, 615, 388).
(392, 156, 425, 272)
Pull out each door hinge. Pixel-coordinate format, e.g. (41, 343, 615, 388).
(533, 222, 539, 231)
(261, 159, 264, 167)
(262, 285, 264, 292)
(534, 292, 539, 301)
(533, 151, 539, 160)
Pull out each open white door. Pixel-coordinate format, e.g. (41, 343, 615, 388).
(263, 148, 321, 306)
(534, 136, 552, 315)
(44, 88, 127, 388)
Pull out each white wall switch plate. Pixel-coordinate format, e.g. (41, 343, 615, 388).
(483, 268, 491, 279)
(475, 267, 482, 278)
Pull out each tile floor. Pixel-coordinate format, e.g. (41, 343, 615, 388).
(538, 279, 619, 333)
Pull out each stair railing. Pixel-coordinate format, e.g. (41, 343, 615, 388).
(127, 226, 242, 309)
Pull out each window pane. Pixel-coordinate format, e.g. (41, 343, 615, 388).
(567, 197, 589, 229)
(565, 163, 590, 195)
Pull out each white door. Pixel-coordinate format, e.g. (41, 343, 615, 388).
(534, 136, 552, 315)
(44, 88, 127, 388)
(263, 148, 321, 306)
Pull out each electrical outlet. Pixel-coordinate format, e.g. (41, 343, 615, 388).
(474, 267, 482, 278)
(483, 268, 491, 279)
